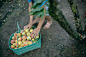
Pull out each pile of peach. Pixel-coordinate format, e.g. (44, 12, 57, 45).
(10, 28, 39, 49)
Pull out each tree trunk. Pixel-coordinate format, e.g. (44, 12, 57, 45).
(48, 0, 86, 41)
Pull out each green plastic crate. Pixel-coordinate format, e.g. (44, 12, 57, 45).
(8, 28, 41, 55)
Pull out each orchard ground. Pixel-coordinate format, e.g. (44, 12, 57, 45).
(0, 0, 86, 57)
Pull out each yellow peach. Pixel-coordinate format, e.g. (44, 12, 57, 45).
(27, 32, 30, 36)
(22, 36, 27, 40)
(22, 32, 25, 36)
(25, 28, 29, 33)
(23, 42, 28, 46)
(18, 41, 22, 45)
(11, 45, 15, 49)
(27, 36, 31, 40)
(30, 29, 33, 32)
(10, 40, 15, 44)
(14, 33, 17, 36)
(28, 41, 32, 45)
(18, 33, 21, 37)
(18, 37, 22, 41)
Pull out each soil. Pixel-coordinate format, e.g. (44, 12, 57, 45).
(0, 0, 86, 57)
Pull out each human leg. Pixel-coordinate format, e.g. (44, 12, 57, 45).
(33, 17, 40, 24)
(32, 15, 52, 29)
(30, 5, 46, 38)
(43, 15, 52, 29)
(24, 1, 33, 30)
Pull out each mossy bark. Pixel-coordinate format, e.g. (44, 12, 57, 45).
(48, 0, 83, 41)
(68, 0, 86, 41)
(67, 0, 84, 33)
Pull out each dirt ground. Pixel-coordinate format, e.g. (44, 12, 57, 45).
(0, 0, 86, 57)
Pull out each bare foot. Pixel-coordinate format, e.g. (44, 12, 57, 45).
(43, 20, 52, 29)
(33, 17, 40, 24)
